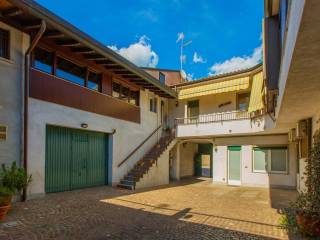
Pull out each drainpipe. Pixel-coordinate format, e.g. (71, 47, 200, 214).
(22, 20, 46, 201)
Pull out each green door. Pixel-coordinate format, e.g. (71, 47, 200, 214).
(194, 153, 202, 176)
(71, 130, 89, 189)
(46, 125, 107, 193)
(228, 146, 241, 185)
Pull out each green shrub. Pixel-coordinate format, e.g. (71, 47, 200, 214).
(0, 162, 31, 196)
(279, 207, 299, 234)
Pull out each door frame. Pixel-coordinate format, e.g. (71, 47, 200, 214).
(227, 146, 242, 186)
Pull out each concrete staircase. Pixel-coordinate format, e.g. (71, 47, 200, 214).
(118, 133, 175, 190)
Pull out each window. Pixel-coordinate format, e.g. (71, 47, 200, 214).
(130, 91, 139, 106)
(253, 148, 268, 172)
(237, 93, 250, 111)
(150, 97, 157, 113)
(33, 47, 53, 74)
(0, 28, 10, 59)
(159, 72, 166, 84)
(56, 57, 86, 86)
(112, 81, 139, 106)
(112, 82, 121, 98)
(87, 71, 102, 92)
(120, 86, 129, 102)
(187, 100, 199, 118)
(253, 147, 288, 173)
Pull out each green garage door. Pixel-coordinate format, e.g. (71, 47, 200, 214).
(45, 125, 108, 193)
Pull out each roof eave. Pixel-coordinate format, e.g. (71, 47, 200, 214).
(9, 0, 177, 98)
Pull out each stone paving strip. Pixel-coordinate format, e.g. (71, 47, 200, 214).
(0, 178, 298, 240)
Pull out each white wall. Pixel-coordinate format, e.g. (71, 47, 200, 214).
(176, 116, 266, 138)
(275, 0, 305, 119)
(212, 135, 297, 188)
(0, 22, 29, 167)
(28, 89, 167, 196)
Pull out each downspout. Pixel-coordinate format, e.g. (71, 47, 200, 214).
(23, 20, 46, 201)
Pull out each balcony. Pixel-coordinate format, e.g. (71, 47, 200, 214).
(175, 110, 266, 138)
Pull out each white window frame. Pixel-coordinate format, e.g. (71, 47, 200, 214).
(252, 147, 289, 174)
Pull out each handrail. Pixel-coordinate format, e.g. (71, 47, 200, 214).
(118, 125, 162, 167)
(175, 110, 252, 125)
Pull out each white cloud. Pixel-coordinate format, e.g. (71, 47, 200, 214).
(108, 36, 159, 67)
(193, 52, 206, 63)
(209, 45, 262, 75)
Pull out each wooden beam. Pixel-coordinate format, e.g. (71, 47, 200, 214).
(96, 59, 115, 65)
(131, 80, 146, 84)
(56, 39, 81, 47)
(23, 21, 42, 30)
(114, 70, 132, 74)
(2, 8, 23, 17)
(70, 47, 95, 54)
(44, 31, 65, 39)
(121, 73, 138, 77)
(83, 53, 106, 61)
(103, 65, 124, 70)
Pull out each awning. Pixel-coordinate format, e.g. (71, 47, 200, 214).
(178, 77, 250, 99)
(248, 71, 265, 113)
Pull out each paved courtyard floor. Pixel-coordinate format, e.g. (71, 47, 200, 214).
(0, 178, 298, 240)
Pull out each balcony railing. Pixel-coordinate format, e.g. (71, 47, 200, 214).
(175, 110, 251, 125)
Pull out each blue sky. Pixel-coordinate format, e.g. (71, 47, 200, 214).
(35, 0, 263, 80)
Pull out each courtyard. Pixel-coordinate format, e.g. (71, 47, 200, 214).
(0, 178, 297, 240)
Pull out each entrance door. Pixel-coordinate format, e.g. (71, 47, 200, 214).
(228, 146, 241, 185)
(194, 144, 213, 177)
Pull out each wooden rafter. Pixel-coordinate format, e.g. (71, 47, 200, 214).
(22, 20, 42, 30)
(44, 30, 64, 39)
(2, 8, 23, 17)
(56, 39, 81, 47)
(83, 53, 106, 61)
(103, 65, 123, 70)
(95, 59, 115, 65)
(70, 47, 95, 54)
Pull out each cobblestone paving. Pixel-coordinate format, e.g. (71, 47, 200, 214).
(0, 178, 298, 240)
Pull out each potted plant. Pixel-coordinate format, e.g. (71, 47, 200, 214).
(0, 162, 31, 220)
(293, 130, 320, 237)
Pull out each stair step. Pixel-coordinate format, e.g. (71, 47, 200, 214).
(119, 135, 175, 190)
(118, 183, 135, 190)
(121, 179, 136, 185)
(124, 176, 138, 181)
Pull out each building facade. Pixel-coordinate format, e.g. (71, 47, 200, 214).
(0, 0, 319, 198)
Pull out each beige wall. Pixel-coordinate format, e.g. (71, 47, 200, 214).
(172, 92, 240, 120)
(179, 142, 198, 177)
(135, 140, 176, 189)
